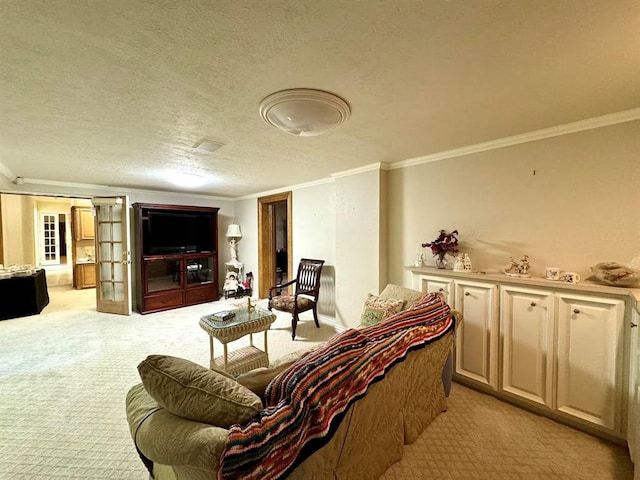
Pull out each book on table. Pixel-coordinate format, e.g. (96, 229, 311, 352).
(211, 310, 236, 322)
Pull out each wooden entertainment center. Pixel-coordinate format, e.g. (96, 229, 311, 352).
(133, 203, 220, 314)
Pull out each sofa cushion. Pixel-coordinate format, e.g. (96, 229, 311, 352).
(269, 295, 314, 311)
(378, 284, 424, 310)
(236, 361, 294, 401)
(237, 348, 316, 401)
(137, 355, 262, 428)
(360, 293, 404, 326)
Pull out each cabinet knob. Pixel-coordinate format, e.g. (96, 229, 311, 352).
(631, 322, 638, 328)
(573, 309, 580, 314)
(465, 292, 471, 296)
(438, 288, 445, 292)
(530, 302, 537, 307)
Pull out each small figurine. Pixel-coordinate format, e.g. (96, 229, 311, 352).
(503, 254, 531, 277)
(243, 272, 253, 293)
(463, 253, 472, 271)
(415, 248, 425, 267)
(453, 254, 465, 272)
(223, 271, 239, 292)
(519, 254, 531, 278)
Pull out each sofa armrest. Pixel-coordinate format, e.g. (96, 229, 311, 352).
(126, 384, 229, 473)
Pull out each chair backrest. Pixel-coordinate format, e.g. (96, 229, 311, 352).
(295, 258, 325, 299)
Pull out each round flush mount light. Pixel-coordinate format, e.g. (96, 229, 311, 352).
(259, 88, 351, 137)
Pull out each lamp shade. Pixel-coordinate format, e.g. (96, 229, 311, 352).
(225, 224, 242, 238)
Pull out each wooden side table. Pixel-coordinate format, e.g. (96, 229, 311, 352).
(199, 306, 276, 376)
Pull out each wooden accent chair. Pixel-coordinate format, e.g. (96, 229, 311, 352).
(268, 258, 325, 340)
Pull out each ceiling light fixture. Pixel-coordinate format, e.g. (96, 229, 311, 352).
(259, 88, 351, 137)
(169, 172, 205, 188)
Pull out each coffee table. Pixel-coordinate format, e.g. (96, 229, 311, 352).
(199, 306, 276, 375)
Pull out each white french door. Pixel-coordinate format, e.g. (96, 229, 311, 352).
(39, 213, 60, 265)
(91, 196, 132, 315)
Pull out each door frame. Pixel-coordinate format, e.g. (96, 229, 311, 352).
(257, 191, 292, 298)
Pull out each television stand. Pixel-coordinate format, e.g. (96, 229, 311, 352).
(133, 203, 220, 314)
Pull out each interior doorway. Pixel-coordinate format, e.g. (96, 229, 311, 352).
(257, 192, 292, 298)
(0, 192, 95, 311)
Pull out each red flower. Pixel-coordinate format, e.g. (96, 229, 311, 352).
(422, 229, 459, 257)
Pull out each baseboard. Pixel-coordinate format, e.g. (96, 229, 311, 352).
(319, 314, 346, 333)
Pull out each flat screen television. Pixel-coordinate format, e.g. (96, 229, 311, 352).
(144, 210, 214, 255)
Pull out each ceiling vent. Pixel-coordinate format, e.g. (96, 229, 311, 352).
(193, 139, 224, 152)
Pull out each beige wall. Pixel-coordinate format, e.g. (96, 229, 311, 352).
(292, 182, 336, 318)
(233, 196, 258, 290)
(234, 182, 337, 315)
(386, 120, 640, 286)
(335, 169, 384, 329)
(1, 194, 35, 266)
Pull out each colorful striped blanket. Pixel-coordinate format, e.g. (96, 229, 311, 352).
(218, 292, 454, 480)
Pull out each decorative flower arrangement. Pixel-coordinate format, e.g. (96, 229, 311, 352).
(422, 229, 459, 267)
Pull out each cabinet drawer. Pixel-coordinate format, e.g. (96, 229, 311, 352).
(145, 291, 184, 311)
(185, 285, 216, 304)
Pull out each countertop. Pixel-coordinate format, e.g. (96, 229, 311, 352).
(407, 266, 640, 307)
(75, 259, 96, 265)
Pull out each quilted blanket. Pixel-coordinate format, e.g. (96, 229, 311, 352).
(218, 292, 454, 480)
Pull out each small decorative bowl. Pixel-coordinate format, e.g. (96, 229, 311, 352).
(591, 262, 640, 288)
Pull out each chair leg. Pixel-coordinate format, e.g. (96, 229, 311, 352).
(312, 306, 320, 328)
(291, 314, 298, 340)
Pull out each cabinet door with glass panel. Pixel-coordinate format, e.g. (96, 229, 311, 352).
(184, 255, 215, 288)
(144, 256, 183, 293)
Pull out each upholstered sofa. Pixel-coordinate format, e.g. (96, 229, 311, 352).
(126, 286, 458, 480)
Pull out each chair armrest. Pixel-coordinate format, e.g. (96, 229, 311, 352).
(268, 279, 297, 298)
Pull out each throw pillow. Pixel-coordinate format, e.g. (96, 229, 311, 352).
(138, 355, 262, 428)
(360, 294, 404, 326)
(378, 283, 424, 310)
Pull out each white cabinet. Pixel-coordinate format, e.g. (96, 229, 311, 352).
(454, 281, 499, 389)
(500, 287, 624, 433)
(413, 275, 499, 389)
(410, 268, 634, 440)
(556, 293, 624, 431)
(500, 286, 554, 407)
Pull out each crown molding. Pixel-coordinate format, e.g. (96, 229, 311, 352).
(21, 177, 108, 190)
(331, 162, 390, 179)
(388, 107, 640, 170)
(0, 161, 16, 183)
(2, 108, 637, 200)
(2, 177, 232, 202)
(233, 176, 335, 201)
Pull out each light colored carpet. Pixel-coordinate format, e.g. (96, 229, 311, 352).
(0, 286, 634, 479)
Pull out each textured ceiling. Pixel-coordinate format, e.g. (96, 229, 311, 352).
(0, 1, 638, 198)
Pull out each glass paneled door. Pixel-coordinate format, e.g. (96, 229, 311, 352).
(91, 196, 132, 315)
